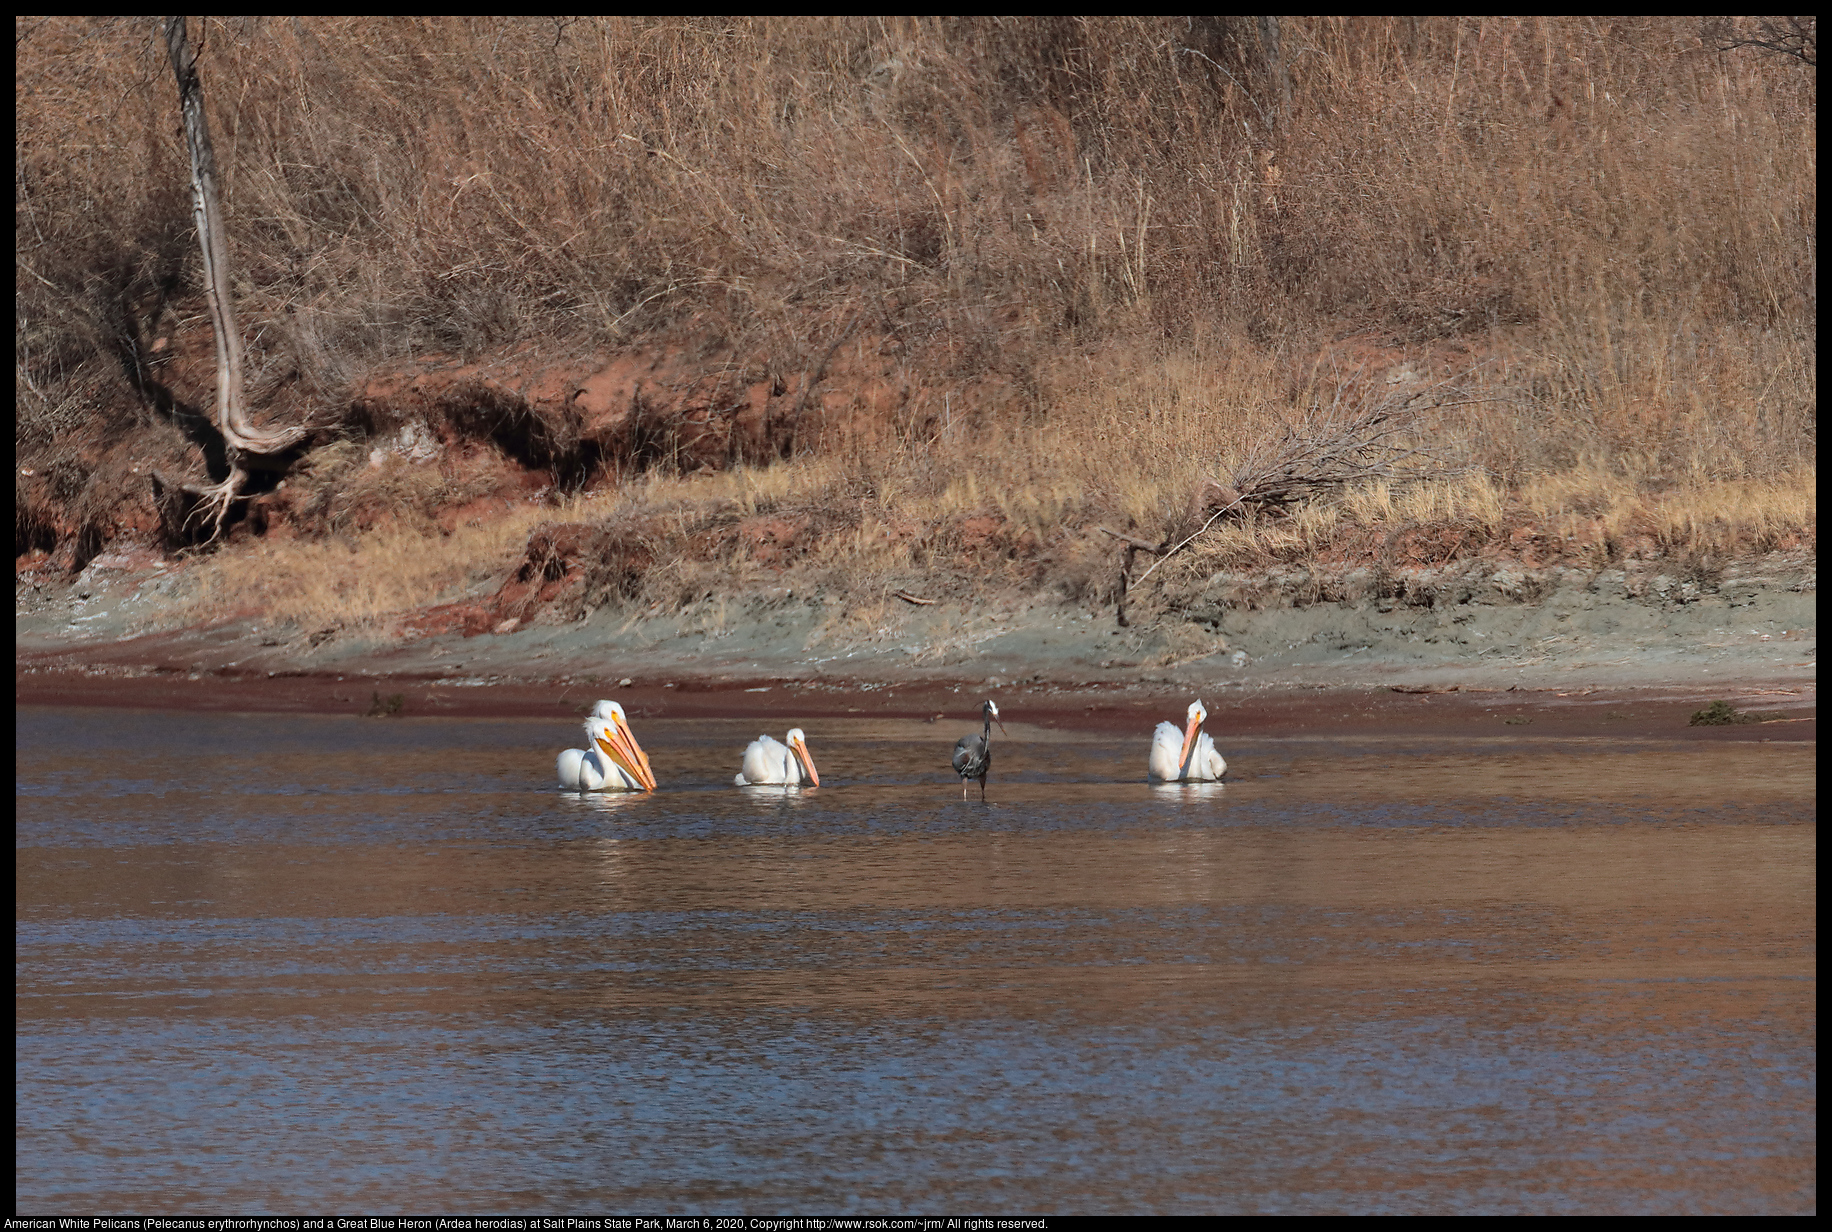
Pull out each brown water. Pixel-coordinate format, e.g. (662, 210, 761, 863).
(15, 707, 1815, 1214)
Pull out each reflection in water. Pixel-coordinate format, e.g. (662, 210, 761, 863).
(562, 788, 653, 817)
(735, 782, 818, 799)
(1150, 780, 1227, 799)
(14, 709, 1816, 1214)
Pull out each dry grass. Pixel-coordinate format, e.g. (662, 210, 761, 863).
(160, 449, 1813, 635)
(1339, 476, 1510, 532)
(158, 491, 601, 632)
(17, 17, 1816, 620)
(1520, 463, 1817, 557)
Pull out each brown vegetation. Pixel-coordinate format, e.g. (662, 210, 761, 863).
(15, 17, 1816, 634)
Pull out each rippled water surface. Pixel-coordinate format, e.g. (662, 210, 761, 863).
(15, 706, 1816, 1213)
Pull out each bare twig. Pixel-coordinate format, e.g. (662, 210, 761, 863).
(1131, 493, 1247, 589)
(1223, 370, 1496, 512)
(1705, 16, 1815, 65)
(1176, 46, 1272, 129)
(784, 312, 861, 454)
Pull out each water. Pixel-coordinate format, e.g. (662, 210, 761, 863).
(15, 707, 1815, 1214)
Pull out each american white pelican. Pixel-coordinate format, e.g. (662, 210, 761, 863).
(735, 729, 821, 787)
(953, 699, 1008, 799)
(556, 699, 657, 792)
(1149, 699, 1227, 782)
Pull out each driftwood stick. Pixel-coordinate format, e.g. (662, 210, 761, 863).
(1116, 541, 1137, 628)
(1097, 526, 1168, 628)
(1093, 525, 1165, 552)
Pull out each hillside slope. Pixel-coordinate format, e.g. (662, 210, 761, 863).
(16, 17, 1815, 675)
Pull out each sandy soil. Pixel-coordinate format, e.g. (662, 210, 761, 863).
(15, 548, 1815, 743)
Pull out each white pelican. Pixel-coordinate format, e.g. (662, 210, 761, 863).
(556, 699, 657, 792)
(953, 699, 1007, 799)
(735, 729, 821, 787)
(1149, 699, 1227, 782)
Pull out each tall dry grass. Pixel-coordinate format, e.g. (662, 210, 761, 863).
(163, 486, 622, 634)
(17, 16, 1815, 612)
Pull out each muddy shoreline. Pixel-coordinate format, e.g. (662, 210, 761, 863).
(17, 547, 1815, 743)
(17, 638, 1814, 747)
(13, 669, 1815, 746)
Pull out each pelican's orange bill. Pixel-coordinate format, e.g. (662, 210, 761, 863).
(594, 716, 657, 791)
(791, 734, 820, 787)
(1180, 711, 1203, 774)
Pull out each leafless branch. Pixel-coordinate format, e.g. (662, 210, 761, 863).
(1130, 493, 1246, 589)
(1705, 16, 1815, 66)
(1103, 366, 1505, 626)
(1224, 369, 1492, 512)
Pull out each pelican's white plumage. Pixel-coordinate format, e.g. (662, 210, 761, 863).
(1149, 699, 1227, 782)
(735, 729, 821, 787)
(557, 699, 657, 792)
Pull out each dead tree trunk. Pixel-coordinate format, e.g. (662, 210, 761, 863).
(1097, 527, 1161, 628)
(163, 15, 303, 537)
(1255, 17, 1291, 134)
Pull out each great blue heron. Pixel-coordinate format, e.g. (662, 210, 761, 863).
(735, 729, 821, 786)
(1148, 699, 1228, 782)
(557, 699, 658, 791)
(952, 699, 1008, 799)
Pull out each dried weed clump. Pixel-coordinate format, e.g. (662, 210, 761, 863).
(17, 17, 1815, 617)
(161, 490, 614, 633)
(280, 440, 515, 537)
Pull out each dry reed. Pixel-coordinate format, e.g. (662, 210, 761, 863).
(17, 17, 1815, 626)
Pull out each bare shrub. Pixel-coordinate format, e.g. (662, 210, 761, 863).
(1225, 369, 1491, 514)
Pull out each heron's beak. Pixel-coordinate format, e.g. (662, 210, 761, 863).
(594, 714, 657, 791)
(791, 734, 820, 787)
(1179, 710, 1203, 774)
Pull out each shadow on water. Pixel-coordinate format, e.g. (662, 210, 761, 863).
(15, 709, 1817, 1214)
